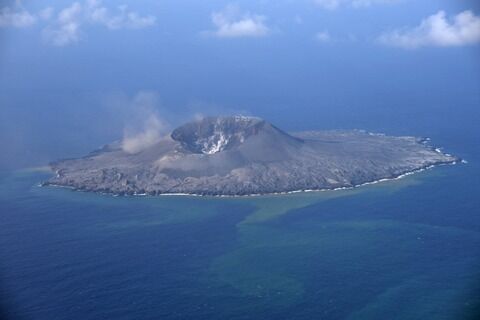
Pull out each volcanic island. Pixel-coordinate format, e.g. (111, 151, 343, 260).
(45, 116, 459, 196)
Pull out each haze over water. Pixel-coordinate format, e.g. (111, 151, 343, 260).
(0, 0, 479, 319)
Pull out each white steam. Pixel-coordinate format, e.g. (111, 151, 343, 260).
(122, 115, 167, 154)
(120, 92, 169, 154)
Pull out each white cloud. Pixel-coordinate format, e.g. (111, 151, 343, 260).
(314, 0, 398, 10)
(86, 0, 156, 30)
(315, 30, 331, 42)
(43, 2, 83, 46)
(43, 1, 156, 46)
(379, 10, 480, 49)
(0, 6, 36, 28)
(210, 5, 269, 38)
(1, 1, 156, 46)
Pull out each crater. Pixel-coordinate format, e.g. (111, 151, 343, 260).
(171, 116, 266, 154)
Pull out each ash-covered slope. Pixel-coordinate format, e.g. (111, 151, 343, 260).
(46, 116, 459, 196)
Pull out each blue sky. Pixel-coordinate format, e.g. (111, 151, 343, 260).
(0, 0, 479, 169)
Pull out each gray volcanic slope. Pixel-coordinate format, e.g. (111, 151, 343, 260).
(46, 116, 459, 196)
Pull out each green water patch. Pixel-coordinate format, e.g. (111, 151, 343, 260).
(231, 168, 431, 226)
(208, 217, 480, 312)
(347, 270, 480, 320)
(235, 190, 358, 225)
(204, 170, 452, 308)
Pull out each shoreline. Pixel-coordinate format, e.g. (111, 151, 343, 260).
(40, 159, 464, 199)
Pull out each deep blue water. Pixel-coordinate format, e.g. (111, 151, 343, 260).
(1, 131, 479, 319)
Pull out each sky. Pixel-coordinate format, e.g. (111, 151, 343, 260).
(0, 0, 479, 169)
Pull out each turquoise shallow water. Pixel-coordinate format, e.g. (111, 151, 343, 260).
(0, 159, 479, 319)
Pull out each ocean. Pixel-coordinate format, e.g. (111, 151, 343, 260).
(1, 131, 479, 319)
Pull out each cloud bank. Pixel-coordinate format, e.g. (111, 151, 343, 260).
(0, 6, 37, 27)
(0, 0, 156, 46)
(210, 6, 269, 38)
(379, 10, 480, 49)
